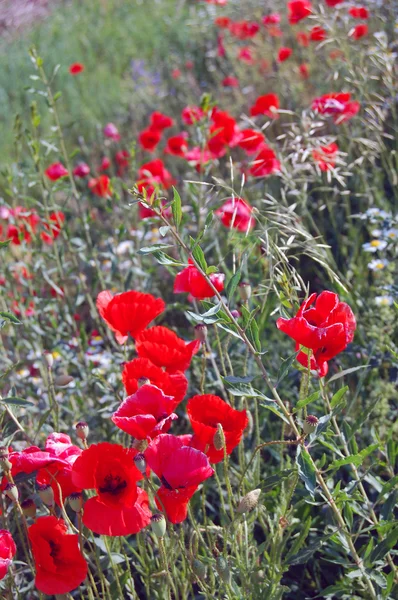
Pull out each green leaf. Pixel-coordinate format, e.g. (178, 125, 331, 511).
(369, 527, 398, 563)
(151, 251, 185, 267)
(171, 186, 182, 230)
(309, 414, 332, 442)
(328, 365, 371, 383)
(262, 469, 294, 492)
(138, 243, 174, 254)
(0, 239, 12, 248)
(1, 397, 34, 406)
(287, 537, 323, 565)
(248, 318, 261, 353)
(225, 269, 241, 303)
(224, 375, 254, 385)
(0, 312, 22, 325)
(330, 455, 364, 469)
(276, 352, 298, 387)
(330, 386, 349, 408)
(296, 391, 320, 410)
(0, 362, 20, 380)
(296, 446, 317, 498)
(191, 244, 207, 272)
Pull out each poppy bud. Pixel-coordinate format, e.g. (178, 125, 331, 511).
(0, 455, 12, 473)
(133, 453, 147, 474)
(55, 374, 74, 387)
(236, 489, 261, 514)
(230, 309, 240, 319)
(68, 492, 83, 513)
(279, 516, 289, 529)
(75, 421, 89, 441)
(192, 558, 207, 580)
(239, 281, 252, 302)
(213, 423, 225, 451)
(244, 410, 253, 436)
(216, 556, 231, 584)
(138, 377, 151, 388)
(132, 439, 148, 452)
(43, 351, 54, 369)
(4, 483, 19, 503)
(303, 415, 319, 435)
(194, 324, 208, 343)
(21, 498, 37, 519)
(37, 483, 54, 507)
(0, 446, 9, 458)
(150, 513, 167, 538)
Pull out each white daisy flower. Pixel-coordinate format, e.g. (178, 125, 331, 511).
(375, 295, 394, 307)
(362, 239, 388, 252)
(368, 259, 389, 270)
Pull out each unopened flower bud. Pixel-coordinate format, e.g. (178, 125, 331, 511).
(151, 513, 166, 538)
(0, 446, 9, 458)
(0, 456, 12, 473)
(133, 453, 147, 474)
(43, 351, 54, 369)
(194, 324, 208, 343)
(213, 423, 225, 452)
(192, 558, 207, 580)
(216, 556, 231, 584)
(54, 374, 74, 387)
(238, 281, 252, 302)
(279, 516, 289, 529)
(37, 483, 54, 507)
(236, 489, 261, 514)
(4, 483, 19, 503)
(21, 498, 37, 519)
(230, 309, 240, 319)
(132, 438, 148, 452)
(75, 421, 89, 442)
(303, 415, 319, 435)
(68, 492, 83, 513)
(244, 410, 253, 436)
(138, 377, 150, 388)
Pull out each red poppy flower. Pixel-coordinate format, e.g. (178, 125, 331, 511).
(112, 383, 178, 439)
(267, 25, 284, 37)
(164, 133, 188, 157)
(187, 394, 248, 463)
(276, 291, 356, 377)
(182, 106, 205, 125)
(214, 16, 231, 28)
(312, 143, 339, 171)
(45, 163, 68, 181)
(115, 150, 130, 175)
(207, 108, 242, 158)
(217, 33, 226, 58)
(73, 162, 90, 178)
(325, 0, 344, 6)
(237, 47, 255, 65)
(350, 24, 368, 39)
(310, 26, 327, 41)
(97, 289, 165, 344)
(222, 76, 239, 88)
(174, 260, 225, 300)
(103, 122, 121, 141)
(238, 129, 266, 155)
(139, 128, 162, 152)
(262, 13, 281, 25)
(136, 326, 200, 373)
(40, 211, 65, 244)
(122, 357, 188, 402)
(216, 198, 254, 232)
(278, 47, 293, 62)
(349, 6, 369, 19)
(311, 93, 360, 124)
(249, 146, 281, 177)
(150, 111, 174, 131)
(288, 0, 312, 24)
(299, 63, 310, 79)
(229, 20, 260, 39)
(0, 530, 16, 581)
(171, 68, 181, 79)
(99, 156, 111, 171)
(250, 93, 280, 118)
(185, 60, 194, 69)
(72, 443, 151, 536)
(185, 147, 213, 172)
(88, 175, 111, 198)
(69, 63, 84, 75)
(296, 31, 310, 46)
(138, 159, 175, 193)
(145, 434, 214, 523)
(1, 446, 68, 490)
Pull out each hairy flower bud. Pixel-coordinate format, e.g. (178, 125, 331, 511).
(239, 281, 252, 302)
(216, 556, 231, 584)
(150, 513, 166, 538)
(236, 489, 261, 514)
(75, 421, 89, 442)
(21, 498, 37, 519)
(132, 439, 148, 452)
(192, 558, 207, 580)
(43, 351, 54, 369)
(194, 324, 208, 343)
(133, 453, 147, 474)
(213, 423, 225, 452)
(54, 374, 74, 387)
(68, 492, 83, 513)
(4, 483, 19, 503)
(37, 483, 55, 508)
(303, 415, 319, 435)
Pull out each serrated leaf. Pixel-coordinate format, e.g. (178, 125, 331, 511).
(296, 446, 317, 498)
(171, 186, 182, 230)
(0, 312, 22, 325)
(296, 391, 320, 410)
(328, 366, 370, 383)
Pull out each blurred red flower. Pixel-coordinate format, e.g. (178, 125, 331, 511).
(96, 289, 165, 344)
(88, 175, 111, 197)
(172, 68, 181, 79)
(311, 93, 360, 123)
(73, 162, 90, 178)
(276, 291, 356, 377)
(312, 142, 339, 171)
(182, 105, 205, 125)
(288, 0, 312, 24)
(139, 128, 162, 152)
(216, 198, 254, 232)
(250, 93, 280, 118)
(350, 24, 368, 39)
(69, 63, 84, 75)
(207, 108, 242, 158)
(99, 156, 111, 171)
(238, 129, 266, 155)
(138, 159, 175, 196)
(214, 16, 231, 28)
(296, 31, 310, 46)
(164, 133, 188, 157)
(45, 162, 68, 181)
(237, 46, 255, 65)
(262, 13, 281, 25)
(222, 76, 239, 87)
(188, 394, 248, 463)
(136, 326, 200, 373)
(0, 530, 16, 581)
(349, 6, 369, 19)
(325, 0, 344, 6)
(145, 434, 214, 523)
(122, 357, 188, 402)
(299, 63, 310, 79)
(28, 516, 87, 595)
(229, 20, 260, 40)
(310, 26, 327, 41)
(72, 443, 151, 535)
(174, 260, 225, 300)
(103, 122, 121, 141)
(115, 149, 130, 175)
(150, 111, 174, 131)
(40, 211, 65, 244)
(278, 47, 293, 62)
(249, 146, 280, 177)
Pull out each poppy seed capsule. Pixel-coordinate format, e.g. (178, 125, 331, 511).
(239, 281, 252, 302)
(4, 483, 19, 503)
(236, 489, 261, 514)
(37, 483, 54, 507)
(0, 456, 12, 473)
(138, 377, 151, 388)
(150, 513, 166, 538)
(192, 558, 207, 580)
(75, 421, 89, 441)
(68, 492, 83, 513)
(213, 423, 225, 451)
(132, 438, 148, 452)
(216, 556, 231, 584)
(21, 498, 37, 519)
(133, 453, 147, 474)
(194, 324, 208, 343)
(303, 415, 319, 435)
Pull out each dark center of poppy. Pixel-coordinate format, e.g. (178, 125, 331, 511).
(99, 473, 127, 495)
(161, 475, 174, 490)
(49, 540, 59, 559)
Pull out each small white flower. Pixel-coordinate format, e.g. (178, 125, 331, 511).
(362, 239, 388, 252)
(375, 295, 394, 307)
(368, 259, 389, 271)
(116, 240, 134, 255)
(385, 228, 398, 241)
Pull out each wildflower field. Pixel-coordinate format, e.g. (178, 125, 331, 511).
(0, 0, 397, 598)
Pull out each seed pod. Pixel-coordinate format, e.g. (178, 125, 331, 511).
(68, 492, 83, 513)
(213, 423, 225, 451)
(216, 556, 231, 584)
(138, 377, 150, 388)
(133, 453, 147, 475)
(236, 489, 261, 514)
(244, 410, 253, 436)
(4, 483, 19, 503)
(150, 513, 166, 538)
(75, 421, 89, 442)
(132, 438, 148, 452)
(192, 558, 207, 580)
(238, 281, 252, 302)
(303, 415, 319, 435)
(21, 498, 37, 519)
(194, 324, 208, 343)
(37, 484, 54, 508)
(54, 374, 74, 387)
